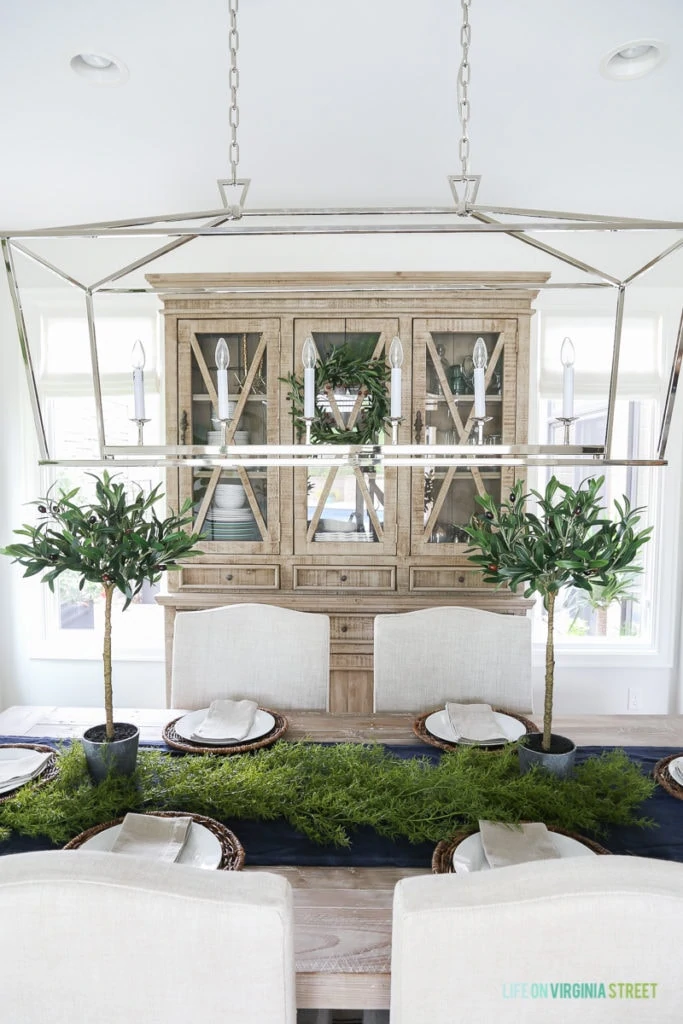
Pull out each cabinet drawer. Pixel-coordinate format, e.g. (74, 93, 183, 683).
(409, 566, 495, 591)
(330, 615, 375, 641)
(179, 564, 280, 590)
(294, 566, 396, 591)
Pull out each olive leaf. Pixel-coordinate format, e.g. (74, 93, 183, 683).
(2, 472, 204, 741)
(463, 476, 652, 752)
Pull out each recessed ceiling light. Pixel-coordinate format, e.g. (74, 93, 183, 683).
(70, 52, 129, 85)
(80, 53, 115, 69)
(600, 39, 667, 81)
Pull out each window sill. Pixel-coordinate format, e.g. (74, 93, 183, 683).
(531, 640, 668, 669)
(28, 645, 163, 663)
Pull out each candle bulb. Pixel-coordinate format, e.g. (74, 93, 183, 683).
(472, 337, 488, 419)
(131, 339, 146, 420)
(561, 336, 575, 419)
(302, 336, 317, 421)
(389, 336, 403, 420)
(215, 337, 230, 421)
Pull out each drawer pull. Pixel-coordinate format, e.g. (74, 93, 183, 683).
(458, 575, 465, 583)
(340, 574, 348, 582)
(225, 574, 233, 581)
(340, 624, 348, 633)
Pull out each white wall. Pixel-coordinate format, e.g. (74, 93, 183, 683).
(0, 234, 681, 715)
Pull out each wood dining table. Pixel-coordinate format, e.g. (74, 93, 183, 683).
(1, 704, 682, 1011)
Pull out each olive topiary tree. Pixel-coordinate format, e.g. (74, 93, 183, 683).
(464, 476, 652, 752)
(2, 472, 203, 742)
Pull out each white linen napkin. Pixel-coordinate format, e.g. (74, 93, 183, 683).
(446, 702, 507, 744)
(110, 813, 192, 863)
(191, 698, 258, 742)
(0, 750, 52, 787)
(479, 820, 561, 868)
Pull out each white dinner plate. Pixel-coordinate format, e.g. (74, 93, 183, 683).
(207, 508, 255, 521)
(667, 756, 683, 784)
(174, 708, 276, 746)
(452, 830, 597, 873)
(80, 818, 222, 869)
(425, 709, 525, 746)
(0, 748, 52, 795)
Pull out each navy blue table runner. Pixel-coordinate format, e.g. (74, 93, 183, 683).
(1, 739, 681, 868)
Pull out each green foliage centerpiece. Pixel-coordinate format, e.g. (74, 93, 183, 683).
(0, 741, 654, 849)
(2, 473, 203, 776)
(283, 336, 391, 443)
(464, 476, 651, 771)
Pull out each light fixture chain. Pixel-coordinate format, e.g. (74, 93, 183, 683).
(228, 0, 240, 183)
(457, 0, 472, 177)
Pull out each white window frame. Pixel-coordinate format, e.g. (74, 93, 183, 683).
(19, 295, 167, 663)
(529, 299, 682, 671)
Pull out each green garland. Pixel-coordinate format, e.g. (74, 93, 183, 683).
(282, 338, 391, 444)
(0, 742, 653, 849)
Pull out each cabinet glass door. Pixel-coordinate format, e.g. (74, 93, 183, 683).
(411, 318, 519, 554)
(292, 318, 399, 556)
(177, 317, 280, 554)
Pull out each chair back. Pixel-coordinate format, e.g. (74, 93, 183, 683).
(391, 856, 683, 1023)
(374, 606, 532, 713)
(171, 602, 330, 710)
(0, 850, 296, 1024)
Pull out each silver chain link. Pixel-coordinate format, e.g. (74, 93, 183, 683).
(228, 0, 240, 183)
(457, 0, 472, 176)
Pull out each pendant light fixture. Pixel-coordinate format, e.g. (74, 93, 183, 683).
(2, 0, 682, 471)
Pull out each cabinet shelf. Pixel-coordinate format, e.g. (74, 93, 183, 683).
(192, 393, 268, 403)
(426, 393, 503, 403)
(193, 469, 268, 479)
(428, 470, 502, 479)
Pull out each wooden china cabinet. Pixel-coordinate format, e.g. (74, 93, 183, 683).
(151, 272, 547, 711)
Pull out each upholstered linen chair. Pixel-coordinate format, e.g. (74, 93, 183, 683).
(373, 606, 532, 713)
(0, 850, 296, 1024)
(171, 602, 330, 710)
(390, 856, 683, 1023)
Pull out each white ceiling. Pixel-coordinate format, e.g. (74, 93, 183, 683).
(1, 0, 682, 230)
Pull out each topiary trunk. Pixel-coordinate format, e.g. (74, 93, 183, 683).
(543, 590, 556, 752)
(103, 584, 114, 741)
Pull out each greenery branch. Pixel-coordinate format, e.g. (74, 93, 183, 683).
(1, 472, 204, 742)
(0, 741, 654, 848)
(464, 476, 652, 752)
(282, 337, 391, 444)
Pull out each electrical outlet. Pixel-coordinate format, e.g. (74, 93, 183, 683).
(627, 688, 641, 712)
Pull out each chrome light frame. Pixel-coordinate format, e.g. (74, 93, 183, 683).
(3, 185, 682, 470)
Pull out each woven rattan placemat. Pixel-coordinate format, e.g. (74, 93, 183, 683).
(64, 810, 245, 870)
(653, 752, 683, 800)
(0, 743, 60, 805)
(432, 825, 611, 873)
(413, 708, 539, 752)
(162, 709, 287, 755)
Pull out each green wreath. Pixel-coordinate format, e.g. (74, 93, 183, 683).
(282, 338, 391, 444)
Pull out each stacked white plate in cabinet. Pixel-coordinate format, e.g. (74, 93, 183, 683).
(214, 483, 247, 508)
(207, 503, 260, 541)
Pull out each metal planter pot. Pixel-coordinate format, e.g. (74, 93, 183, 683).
(518, 732, 577, 780)
(82, 723, 140, 783)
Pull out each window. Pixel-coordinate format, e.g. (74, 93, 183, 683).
(31, 311, 166, 660)
(533, 313, 661, 647)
